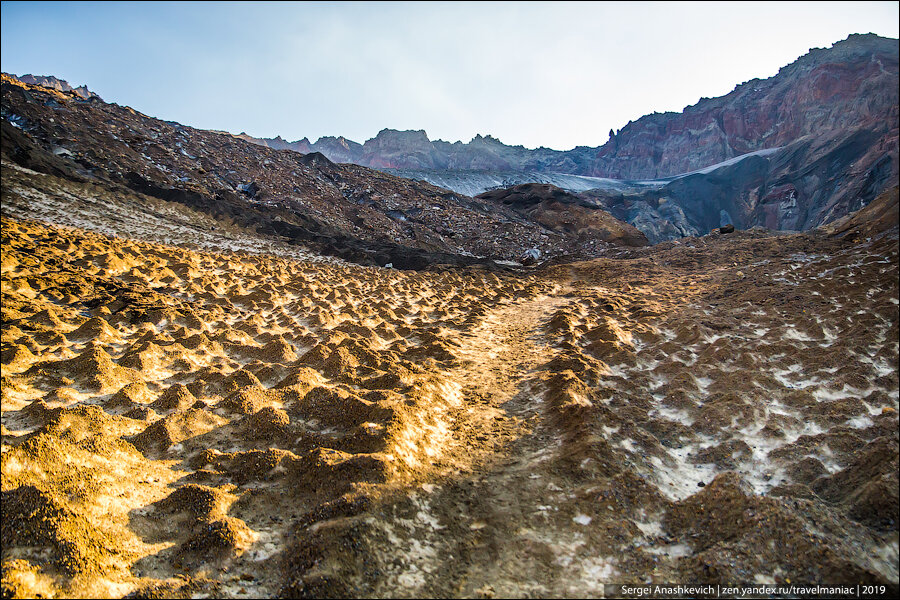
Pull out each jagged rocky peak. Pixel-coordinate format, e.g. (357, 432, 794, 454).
(470, 133, 506, 146)
(363, 129, 435, 155)
(6, 73, 100, 100)
(360, 129, 441, 169)
(316, 135, 358, 148)
(288, 137, 314, 153)
(311, 135, 363, 163)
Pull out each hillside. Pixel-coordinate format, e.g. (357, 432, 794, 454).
(1, 74, 641, 270)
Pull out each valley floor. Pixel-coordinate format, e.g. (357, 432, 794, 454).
(2, 162, 898, 598)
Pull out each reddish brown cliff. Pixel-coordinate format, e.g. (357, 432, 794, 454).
(591, 34, 898, 179)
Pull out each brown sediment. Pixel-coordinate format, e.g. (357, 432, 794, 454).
(1, 178, 898, 598)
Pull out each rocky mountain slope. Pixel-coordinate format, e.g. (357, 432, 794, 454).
(579, 125, 898, 243)
(1, 74, 643, 268)
(591, 33, 898, 179)
(240, 34, 898, 240)
(244, 34, 897, 181)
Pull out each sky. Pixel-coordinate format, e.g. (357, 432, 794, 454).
(2, 2, 898, 151)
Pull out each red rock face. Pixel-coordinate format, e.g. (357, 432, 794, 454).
(590, 34, 899, 180)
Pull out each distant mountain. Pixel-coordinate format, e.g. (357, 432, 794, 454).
(239, 33, 898, 239)
(244, 34, 897, 179)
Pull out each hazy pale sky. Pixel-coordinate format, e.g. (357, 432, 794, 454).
(2, 1, 898, 150)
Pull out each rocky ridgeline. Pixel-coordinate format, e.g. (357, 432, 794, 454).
(5, 73, 100, 100)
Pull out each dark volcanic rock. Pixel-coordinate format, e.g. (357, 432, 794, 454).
(578, 189, 701, 244)
(477, 184, 649, 247)
(823, 185, 899, 239)
(581, 125, 898, 240)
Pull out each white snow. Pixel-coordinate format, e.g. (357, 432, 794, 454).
(573, 514, 592, 526)
(631, 147, 782, 185)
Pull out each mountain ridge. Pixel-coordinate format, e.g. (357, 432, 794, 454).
(1, 72, 99, 100)
(238, 33, 897, 181)
(3, 33, 896, 246)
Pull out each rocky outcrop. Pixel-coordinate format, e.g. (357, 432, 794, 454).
(578, 189, 701, 244)
(822, 185, 899, 239)
(8, 73, 100, 100)
(477, 184, 649, 247)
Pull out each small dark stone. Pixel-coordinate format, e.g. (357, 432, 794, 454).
(719, 224, 735, 234)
